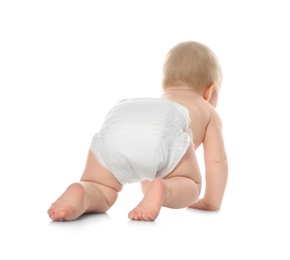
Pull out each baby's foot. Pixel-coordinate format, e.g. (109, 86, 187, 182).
(47, 183, 86, 221)
(128, 178, 165, 221)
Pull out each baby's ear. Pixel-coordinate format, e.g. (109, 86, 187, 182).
(204, 84, 216, 101)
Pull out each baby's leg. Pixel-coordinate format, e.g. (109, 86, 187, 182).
(48, 150, 122, 221)
(128, 177, 199, 221)
(128, 178, 165, 221)
(128, 143, 201, 221)
(48, 182, 88, 221)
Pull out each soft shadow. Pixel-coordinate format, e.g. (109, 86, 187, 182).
(127, 219, 157, 227)
(48, 212, 112, 226)
(186, 207, 221, 215)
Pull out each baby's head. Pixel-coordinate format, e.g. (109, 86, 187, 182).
(162, 41, 222, 106)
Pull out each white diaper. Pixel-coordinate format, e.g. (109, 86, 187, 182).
(90, 98, 192, 185)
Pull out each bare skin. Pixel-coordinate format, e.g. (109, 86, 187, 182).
(48, 141, 201, 221)
(48, 87, 228, 221)
(48, 183, 86, 221)
(128, 142, 201, 221)
(128, 178, 166, 221)
(48, 150, 122, 221)
(162, 87, 228, 211)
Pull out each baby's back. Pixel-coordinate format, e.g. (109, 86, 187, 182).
(162, 89, 213, 149)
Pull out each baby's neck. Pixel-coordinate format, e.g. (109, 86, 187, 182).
(162, 87, 203, 100)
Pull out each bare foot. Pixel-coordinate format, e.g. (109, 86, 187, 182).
(47, 183, 87, 221)
(128, 178, 165, 221)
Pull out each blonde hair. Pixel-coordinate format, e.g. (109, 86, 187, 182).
(162, 41, 222, 92)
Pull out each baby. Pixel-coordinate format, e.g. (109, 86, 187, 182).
(48, 41, 228, 221)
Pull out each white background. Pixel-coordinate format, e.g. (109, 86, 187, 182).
(1, 0, 289, 259)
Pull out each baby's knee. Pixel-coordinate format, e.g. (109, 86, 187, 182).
(101, 185, 121, 208)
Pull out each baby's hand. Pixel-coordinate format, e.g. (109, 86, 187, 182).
(188, 198, 220, 211)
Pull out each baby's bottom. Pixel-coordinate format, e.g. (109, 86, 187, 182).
(47, 150, 123, 221)
(128, 143, 201, 221)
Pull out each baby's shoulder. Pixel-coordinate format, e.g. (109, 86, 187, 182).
(207, 105, 223, 131)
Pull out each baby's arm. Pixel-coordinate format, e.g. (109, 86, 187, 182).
(190, 110, 228, 210)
